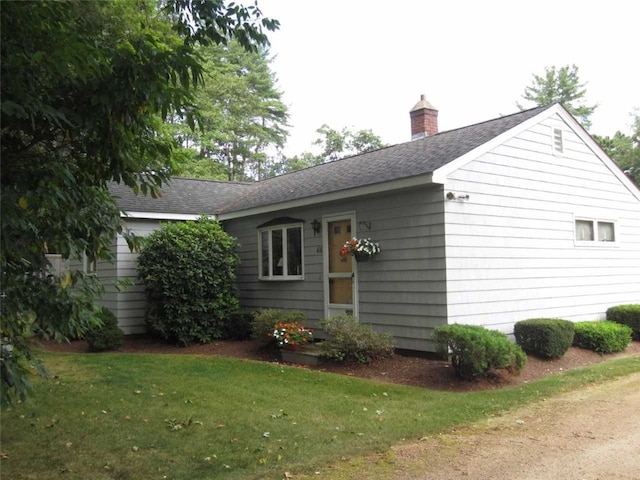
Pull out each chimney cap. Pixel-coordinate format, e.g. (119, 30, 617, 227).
(410, 94, 437, 112)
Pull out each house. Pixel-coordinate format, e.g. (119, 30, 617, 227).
(107, 99, 640, 352)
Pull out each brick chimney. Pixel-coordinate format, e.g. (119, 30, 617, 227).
(410, 94, 438, 139)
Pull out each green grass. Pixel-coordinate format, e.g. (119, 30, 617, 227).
(1, 352, 639, 480)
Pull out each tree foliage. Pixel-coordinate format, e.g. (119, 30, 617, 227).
(267, 125, 386, 176)
(0, 0, 277, 406)
(313, 124, 386, 162)
(594, 112, 640, 187)
(172, 42, 288, 181)
(518, 64, 597, 129)
(137, 218, 240, 345)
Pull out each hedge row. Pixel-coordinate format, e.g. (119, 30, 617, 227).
(606, 304, 640, 340)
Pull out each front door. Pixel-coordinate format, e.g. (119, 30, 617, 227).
(324, 214, 357, 319)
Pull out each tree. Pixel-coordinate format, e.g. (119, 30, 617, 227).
(266, 125, 386, 176)
(0, 0, 277, 406)
(518, 64, 597, 130)
(313, 124, 386, 162)
(172, 42, 288, 181)
(594, 112, 640, 187)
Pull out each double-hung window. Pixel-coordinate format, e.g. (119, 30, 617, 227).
(258, 220, 303, 280)
(575, 218, 616, 244)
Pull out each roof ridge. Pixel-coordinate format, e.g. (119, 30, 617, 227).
(171, 176, 253, 186)
(256, 104, 554, 185)
(429, 103, 553, 138)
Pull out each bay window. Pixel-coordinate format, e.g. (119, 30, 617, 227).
(259, 221, 303, 280)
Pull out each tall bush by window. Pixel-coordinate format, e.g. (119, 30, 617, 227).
(137, 217, 240, 345)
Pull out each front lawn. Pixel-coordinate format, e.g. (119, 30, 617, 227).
(1, 352, 638, 479)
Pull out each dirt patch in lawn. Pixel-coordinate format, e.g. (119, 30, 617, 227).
(40, 336, 640, 392)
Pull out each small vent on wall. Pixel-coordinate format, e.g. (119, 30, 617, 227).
(553, 128, 564, 154)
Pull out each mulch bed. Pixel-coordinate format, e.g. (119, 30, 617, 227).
(39, 336, 640, 393)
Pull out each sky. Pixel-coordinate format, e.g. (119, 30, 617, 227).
(257, 0, 640, 157)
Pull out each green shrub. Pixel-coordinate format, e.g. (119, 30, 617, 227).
(319, 314, 394, 364)
(433, 324, 526, 380)
(606, 304, 640, 340)
(86, 307, 124, 352)
(514, 318, 575, 359)
(223, 310, 255, 340)
(251, 309, 306, 344)
(137, 217, 240, 346)
(573, 321, 632, 354)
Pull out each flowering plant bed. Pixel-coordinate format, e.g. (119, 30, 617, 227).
(270, 321, 313, 350)
(340, 237, 381, 261)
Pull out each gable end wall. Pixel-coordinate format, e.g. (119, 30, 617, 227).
(443, 113, 640, 333)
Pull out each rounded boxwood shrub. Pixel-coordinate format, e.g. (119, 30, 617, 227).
(433, 324, 526, 380)
(573, 321, 632, 354)
(514, 318, 575, 359)
(606, 304, 640, 340)
(319, 314, 394, 364)
(86, 307, 124, 352)
(251, 309, 306, 345)
(137, 217, 240, 346)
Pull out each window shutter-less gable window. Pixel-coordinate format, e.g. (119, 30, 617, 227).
(575, 218, 616, 244)
(598, 222, 615, 242)
(575, 219, 594, 241)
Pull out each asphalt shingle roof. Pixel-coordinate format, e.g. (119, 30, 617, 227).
(111, 105, 552, 216)
(109, 177, 253, 215)
(220, 104, 551, 213)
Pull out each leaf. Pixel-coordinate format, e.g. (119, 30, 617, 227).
(60, 272, 73, 289)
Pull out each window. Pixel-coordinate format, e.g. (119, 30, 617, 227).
(259, 222, 303, 280)
(575, 219, 616, 243)
(552, 127, 564, 154)
(598, 222, 615, 242)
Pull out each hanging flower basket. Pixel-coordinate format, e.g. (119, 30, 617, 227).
(354, 251, 370, 262)
(340, 237, 381, 262)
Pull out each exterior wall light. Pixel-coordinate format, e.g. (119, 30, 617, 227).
(310, 219, 321, 235)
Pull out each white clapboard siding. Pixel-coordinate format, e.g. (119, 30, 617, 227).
(443, 112, 640, 334)
(103, 218, 164, 334)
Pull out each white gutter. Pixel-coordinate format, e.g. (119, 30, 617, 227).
(121, 211, 216, 221)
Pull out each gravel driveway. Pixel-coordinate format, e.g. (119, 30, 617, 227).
(392, 372, 640, 480)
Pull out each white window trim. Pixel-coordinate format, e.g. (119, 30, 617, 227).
(258, 222, 304, 281)
(574, 216, 618, 246)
